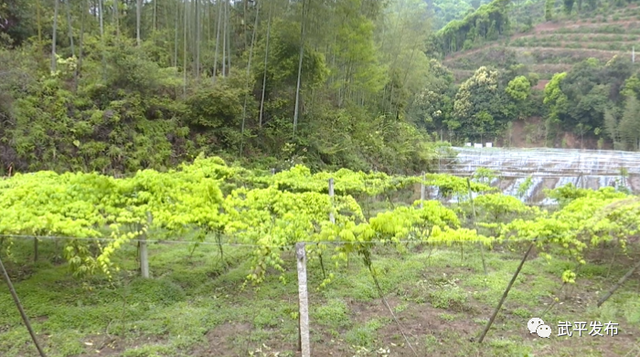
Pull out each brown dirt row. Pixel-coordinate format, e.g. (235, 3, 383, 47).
(533, 79, 550, 90)
(532, 18, 640, 33)
(507, 46, 625, 55)
(511, 41, 637, 49)
(444, 17, 639, 62)
(513, 33, 639, 41)
(450, 64, 570, 79)
(444, 45, 625, 66)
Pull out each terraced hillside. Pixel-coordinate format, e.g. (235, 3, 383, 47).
(443, 5, 640, 82)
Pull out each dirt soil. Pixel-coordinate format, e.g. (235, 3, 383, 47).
(504, 117, 611, 150)
(443, 17, 637, 63)
(185, 264, 639, 356)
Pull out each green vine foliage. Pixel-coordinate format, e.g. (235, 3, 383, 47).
(499, 185, 638, 273)
(312, 199, 492, 286)
(421, 173, 496, 198)
(0, 155, 491, 286)
(2, 158, 639, 288)
(0, 158, 228, 278)
(260, 165, 414, 196)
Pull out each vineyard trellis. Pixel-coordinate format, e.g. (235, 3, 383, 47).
(1, 153, 640, 354)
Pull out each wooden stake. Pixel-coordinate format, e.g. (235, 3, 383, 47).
(328, 178, 335, 224)
(419, 172, 425, 208)
(296, 242, 310, 357)
(0, 254, 47, 356)
(467, 178, 487, 275)
(597, 258, 640, 307)
(478, 242, 535, 343)
(139, 212, 152, 278)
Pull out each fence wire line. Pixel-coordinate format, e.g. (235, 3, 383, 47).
(436, 171, 634, 178)
(0, 233, 537, 248)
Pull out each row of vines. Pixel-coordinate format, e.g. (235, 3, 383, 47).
(0, 154, 639, 288)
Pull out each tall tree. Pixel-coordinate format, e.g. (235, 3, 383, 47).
(77, 0, 88, 79)
(225, 0, 231, 74)
(222, 0, 227, 78)
(258, 1, 272, 128)
(64, 0, 76, 88)
(36, 0, 43, 50)
(293, 0, 308, 134)
(183, 0, 188, 95)
(240, 0, 260, 154)
(545, 0, 554, 21)
(619, 96, 640, 150)
(64, 0, 75, 56)
(195, 0, 201, 78)
(51, 0, 59, 73)
(98, 0, 106, 78)
(153, 0, 158, 32)
(604, 107, 621, 148)
(213, 0, 223, 82)
(136, 0, 142, 46)
(114, 0, 120, 39)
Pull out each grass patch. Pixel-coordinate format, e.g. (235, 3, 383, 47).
(1, 238, 640, 356)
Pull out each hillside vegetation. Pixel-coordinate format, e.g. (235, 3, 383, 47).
(444, 7, 640, 80)
(430, 0, 640, 149)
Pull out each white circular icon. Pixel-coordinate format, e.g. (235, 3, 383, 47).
(537, 324, 552, 338)
(528, 317, 545, 334)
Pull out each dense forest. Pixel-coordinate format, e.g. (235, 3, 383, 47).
(0, 0, 446, 176)
(2, 0, 640, 177)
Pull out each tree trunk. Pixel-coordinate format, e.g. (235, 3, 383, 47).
(78, 0, 87, 79)
(222, 0, 227, 78)
(259, 3, 272, 128)
(225, 0, 231, 74)
(243, 0, 248, 52)
(293, 0, 308, 134)
(136, 0, 142, 46)
(114, 0, 120, 39)
(51, 0, 59, 73)
(195, 0, 201, 79)
(98, 0, 106, 79)
(213, 0, 223, 82)
(36, 0, 43, 51)
(173, 0, 179, 67)
(64, 0, 75, 55)
(183, 0, 188, 96)
(153, 0, 158, 32)
(64, 0, 76, 90)
(240, 0, 260, 155)
(394, 39, 420, 120)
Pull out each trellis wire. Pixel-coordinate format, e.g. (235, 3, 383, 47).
(0, 233, 539, 248)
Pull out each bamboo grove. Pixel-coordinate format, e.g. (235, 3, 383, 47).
(0, 0, 443, 175)
(1, 154, 639, 288)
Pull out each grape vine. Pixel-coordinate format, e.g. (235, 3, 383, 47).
(1, 156, 638, 290)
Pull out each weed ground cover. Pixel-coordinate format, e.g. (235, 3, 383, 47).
(1, 237, 639, 356)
